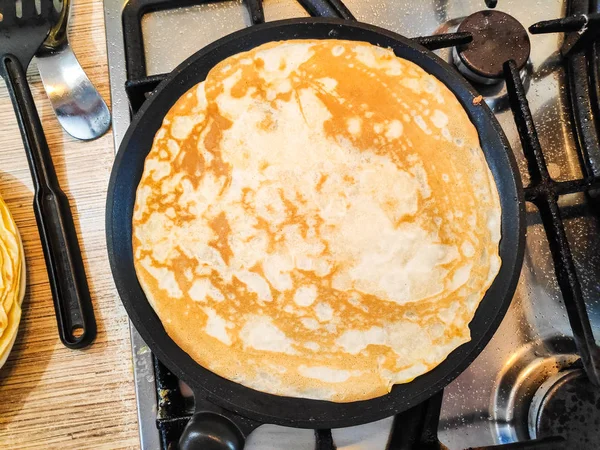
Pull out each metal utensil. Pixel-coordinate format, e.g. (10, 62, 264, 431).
(36, 0, 111, 141)
(0, 0, 97, 348)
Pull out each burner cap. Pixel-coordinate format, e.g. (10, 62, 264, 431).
(529, 369, 600, 447)
(457, 10, 530, 80)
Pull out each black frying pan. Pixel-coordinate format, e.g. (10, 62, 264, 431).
(106, 18, 525, 449)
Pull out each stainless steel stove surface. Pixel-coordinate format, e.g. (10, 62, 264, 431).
(103, 1, 600, 449)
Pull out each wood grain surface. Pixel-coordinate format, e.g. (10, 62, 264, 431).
(0, 0, 140, 448)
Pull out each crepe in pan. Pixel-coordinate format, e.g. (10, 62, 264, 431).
(132, 39, 502, 402)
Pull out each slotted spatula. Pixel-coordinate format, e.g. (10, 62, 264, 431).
(0, 0, 96, 348)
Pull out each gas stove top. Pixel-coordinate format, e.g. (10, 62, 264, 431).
(103, 1, 600, 449)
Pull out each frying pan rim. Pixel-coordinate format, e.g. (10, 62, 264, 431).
(106, 17, 525, 429)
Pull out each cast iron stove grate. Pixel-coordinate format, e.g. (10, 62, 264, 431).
(120, 0, 600, 448)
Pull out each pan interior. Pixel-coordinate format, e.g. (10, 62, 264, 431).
(106, 18, 524, 428)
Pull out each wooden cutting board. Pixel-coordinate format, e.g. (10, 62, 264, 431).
(0, 0, 140, 448)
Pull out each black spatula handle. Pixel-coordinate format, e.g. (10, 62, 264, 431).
(1, 55, 96, 349)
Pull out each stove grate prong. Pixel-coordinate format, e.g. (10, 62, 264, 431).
(529, 12, 600, 34)
(412, 32, 472, 51)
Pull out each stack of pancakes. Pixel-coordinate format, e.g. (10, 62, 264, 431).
(133, 39, 501, 402)
(0, 194, 25, 369)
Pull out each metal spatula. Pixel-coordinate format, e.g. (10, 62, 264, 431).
(35, 0, 111, 140)
(0, 0, 96, 348)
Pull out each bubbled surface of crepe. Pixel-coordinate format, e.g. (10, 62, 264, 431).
(132, 40, 502, 402)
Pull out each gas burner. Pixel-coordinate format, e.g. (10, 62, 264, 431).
(434, 11, 532, 112)
(491, 337, 580, 444)
(454, 10, 530, 85)
(529, 369, 600, 447)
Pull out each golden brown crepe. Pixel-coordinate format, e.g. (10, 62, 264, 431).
(0, 193, 24, 368)
(132, 39, 501, 402)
